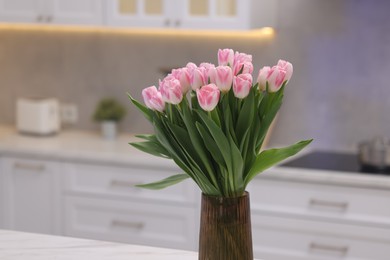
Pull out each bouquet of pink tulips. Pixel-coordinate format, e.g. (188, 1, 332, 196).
(129, 49, 312, 197)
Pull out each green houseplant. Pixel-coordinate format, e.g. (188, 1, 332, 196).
(128, 49, 312, 260)
(93, 98, 126, 140)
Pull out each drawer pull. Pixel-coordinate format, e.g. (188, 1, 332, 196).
(13, 162, 45, 172)
(309, 199, 348, 212)
(309, 242, 349, 256)
(110, 180, 139, 188)
(111, 220, 144, 229)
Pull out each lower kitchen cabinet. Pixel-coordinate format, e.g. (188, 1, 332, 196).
(64, 196, 198, 250)
(249, 171, 390, 260)
(1, 156, 62, 235)
(252, 213, 390, 260)
(61, 161, 200, 250)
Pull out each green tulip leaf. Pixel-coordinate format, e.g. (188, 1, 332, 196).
(244, 139, 313, 186)
(136, 174, 190, 190)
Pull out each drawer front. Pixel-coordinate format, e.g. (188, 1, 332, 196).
(63, 163, 198, 204)
(64, 196, 198, 250)
(248, 177, 390, 226)
(2, 156, 62, 235)
(252, 214, 390, 260)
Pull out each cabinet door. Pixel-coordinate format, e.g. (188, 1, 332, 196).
(176, 0, 249, 30)
(0, 0, 44, 23)
(46, 0, 103, 25)
(106, 0, 171, 28)
(2, 157, 61, 235)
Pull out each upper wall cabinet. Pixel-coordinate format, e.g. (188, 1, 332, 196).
(0, 0, 103, 25)
(106, 0, 277, 30)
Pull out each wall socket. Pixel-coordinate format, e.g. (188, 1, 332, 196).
(60, 103, 78, 125)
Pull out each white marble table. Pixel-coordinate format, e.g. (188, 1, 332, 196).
(0, 229, 198, 260)
(0, 230, 261, 260)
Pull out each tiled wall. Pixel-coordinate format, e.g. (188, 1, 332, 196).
(0, 0, 389, 151)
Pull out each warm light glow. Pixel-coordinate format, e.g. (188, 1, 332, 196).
(0, 23, 275, 40)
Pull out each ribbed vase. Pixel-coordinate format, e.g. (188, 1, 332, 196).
(198, 191, 253, 260)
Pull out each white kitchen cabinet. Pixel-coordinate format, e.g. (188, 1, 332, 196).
(248, 170, 390, 260)
(1, 156, 62, 235)
(62, 161, 200, 250)
(0, 0, 42, 23)
(65, 196, 198, 250)
(252, 214, 390, 260)
(0, 0, 103, 25)
(106, 0, 276, 30)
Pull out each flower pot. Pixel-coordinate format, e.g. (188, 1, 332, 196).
(198, 191, 253, 260)
(101, 121, 117, 140)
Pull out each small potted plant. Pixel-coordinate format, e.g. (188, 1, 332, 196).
(93, 98, 126, 140)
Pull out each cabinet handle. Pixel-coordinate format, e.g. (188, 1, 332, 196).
(36, 15, 44, 22)
(110, 180, 139, 188)
(164, 19, 171, 27)
(111, 220, 144, 229)
(174, 20, 181, 27)
(309, 198, 348, 212)
(309, 242, 349, 256)
(13, 162, 45, 172)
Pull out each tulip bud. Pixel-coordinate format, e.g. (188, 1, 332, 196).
(196, 84, 220, 111)
(171, 68, 191, 94)
(215, 66, 233, 93)
(190, 67, 208, 90)
(159, 78, 183, 104)
(142, 86, 165, 112)
(186, 62, 197, 70)
(277, 59, 293, 82)
(200, 62, 217, 84)
(233, 52, 253, 75)
(267, 66, 287, 93)
(218, 48, 234, 67)
(233, 73, 253, 99)
(257, 66, 271, 91)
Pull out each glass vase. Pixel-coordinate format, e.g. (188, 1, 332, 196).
(198, 191, 253, 260)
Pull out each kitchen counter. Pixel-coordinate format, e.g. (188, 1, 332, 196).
(0, 125, 175, 168)
(0, 229, 195, 260)
(1, 125, 390, 189)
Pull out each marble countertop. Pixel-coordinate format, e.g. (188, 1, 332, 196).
(1, 125, 390, 189)
(0, 229, 261, 260)
(0, 229, 198, 260)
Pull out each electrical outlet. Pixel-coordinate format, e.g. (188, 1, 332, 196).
(60, 103, 78, 125)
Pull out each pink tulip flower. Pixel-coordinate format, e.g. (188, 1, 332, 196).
(171, 68, 191, 94)
(233, 73, 253, 99)
(277, 59, 293, 82)
(267, 66, 287, 93)
(142, 86, 165, 112)
(196, 84, 220, 111)
(190, 67, 208, 90)
(257, 66, 271, 91)
(159, 78, 183, 104)
(215, 66, 233, 92)
(200, 62, 217, 84)
(218, 48, 234, 67)
(233, 52, 253, 75)
(186, 62, 197, 70)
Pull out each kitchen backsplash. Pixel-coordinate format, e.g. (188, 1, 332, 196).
(0, 0, 389, 151)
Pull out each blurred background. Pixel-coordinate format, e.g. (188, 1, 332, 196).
(0, 0, 388, 150)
